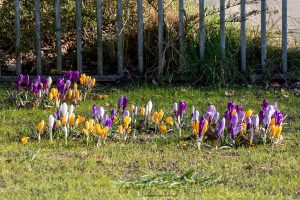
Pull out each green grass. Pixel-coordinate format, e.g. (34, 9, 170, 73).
(0, 84, 300, 199)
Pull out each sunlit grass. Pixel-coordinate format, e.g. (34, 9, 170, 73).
(0, 84, 299, 199)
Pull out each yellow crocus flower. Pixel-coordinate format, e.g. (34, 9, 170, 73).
(113, 116, 118, 124)
(74, 83, 78, 91)
(159, 124, 167, 133)
(245, 109, 253, 119)
(124, 116, 131, 129)
(203, 119, 208, 133)
(139, 107, 145, 116)
(192, 121, 199, 137)
(61, 115, 67, 126)
(67, 89, 73, 100)
(37, 120, 45, 133)
(271, 125, 282, 138)
(91, 78, 96, 88)
(158, 109, 164, 121)
(117, 125, 123, 134)
(69, 113, 75, 127)
(165, 117, 173, 126)
(55, 120, 61, 129)
(130, 104, 135, 113)
(76, 115, 85, 125)
(21, 136, 29, 144)
(49, 92, 53, 100)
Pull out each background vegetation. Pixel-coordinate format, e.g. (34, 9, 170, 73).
(0, 0, 299, 84)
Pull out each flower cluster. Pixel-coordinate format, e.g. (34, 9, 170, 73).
(9, 71, 96, 108)
(23, 98, 286, 150)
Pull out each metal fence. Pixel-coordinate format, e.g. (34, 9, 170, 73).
(1, 0, 289, 80)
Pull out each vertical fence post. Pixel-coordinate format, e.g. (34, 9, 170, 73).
(261, 0, 267, 69)
(282, 0, 287, 73)
(240, 0, 246, 73)
(117, 0, 123, 75)
(35, 0, 42, 75)
(199, 0, 205, 61)
(179, 0, 185, 69)
(76, 0, 82, 72)
(55, 0, 62, 74)
(15, 0, 21, 75)
(158, 0, 164, 76)
(97, 0, 103, 75)
(137, 0, 144, 74)
(220, 0, 225, 57)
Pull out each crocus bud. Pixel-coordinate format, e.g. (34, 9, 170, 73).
(177, 101, 187, 117)
(147, 100, 153, 115)
(38, 89, 42, 98)
(65, 80, 71, 90)
(245, 117, 252, 130)
(213, 112, 220, 123)
(99, 106, 105, 119)
(92, 104, 98, 118)
(173, 102, 178, 113)
(123, 110, 130, 117)
(123, 97, 129, 110)
(262, 99, 269, 111)
(69, 104, 74, 117)
(48, 115, 55, 129)
(118, 96, 124, 108)
(230, 114, 238, 128)
(61, 103, 68, 117)
(134, 106, 138, 116)
(217, 118, 225, 138)
(252, 114, 259, 130)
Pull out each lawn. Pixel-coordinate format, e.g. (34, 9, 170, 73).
(0, 84, 299, 199)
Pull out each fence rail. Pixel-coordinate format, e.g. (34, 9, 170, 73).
(2, 0, 290, 80)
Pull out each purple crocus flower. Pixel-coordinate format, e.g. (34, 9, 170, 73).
(53, 112, 58, 120)
(274, 111, 284, 126)
(213, 112, 220, 124)
(123, 110, 130, 117)
(123, 96, 129, 110)
(235, 105, 243, 113)
(56, 108, 61, 120)
(17, 74, 24, 90)
(262, 99, 269, 111)
(34, 75, 41, 84)
(56, 78, 65, 94)
(65, 80, 71, 90)
(198, 116, 206, 137)
(252, 115, 259, 130)
(92, 104, 98, 118)
(25, 75, 30, 88)
(237, 111, 245, 124)
(217, 118, 226, 139)
(111, 109, 115, 120)
(224, 110, 231, 121)
(43, 79, 48, 90)
(105, 118, 112, 128)
(245, 117, 252, 130)
(230, 114, 238, 128)
(263, 105, 275, 128)
(118, 96, 124, 110)
(207, 105, 216, 115)
(31, 83, 39, 94)
(65, 70, 73, 81)
(258, 110, 265, 125)
(177, 101, 187, 117)
(228, 102, 236, 112)
(230, 125, 243, 140)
